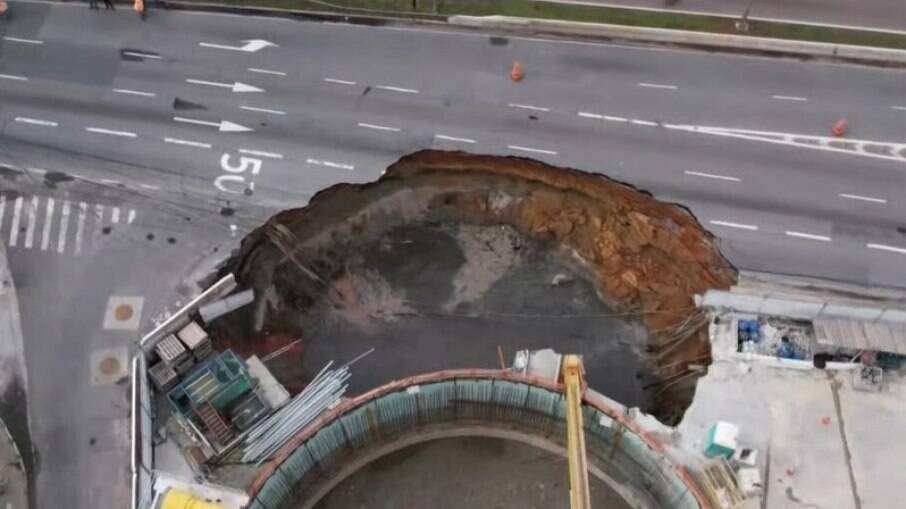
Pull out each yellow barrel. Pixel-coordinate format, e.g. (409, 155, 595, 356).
(160, 489, 227, 509)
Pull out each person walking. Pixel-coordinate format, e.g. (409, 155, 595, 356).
(133, 0, 146, 19)
(103, 0, 115, 10)
(88, 0, 99, 10)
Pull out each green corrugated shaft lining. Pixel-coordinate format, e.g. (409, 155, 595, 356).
(248, 378, 700, 509)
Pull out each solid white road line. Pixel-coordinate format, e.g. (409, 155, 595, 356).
(74, 202, 87, 255)
(631, 119, 658, 126)
(357, 122, 401, 132)
(867, 243, 906, 255)
(164, 137, 212, 149)
(771, 95, 808, 102)
(839, 193, 887, 204)
(247, 67, 287, 76)
(9, 197, 22, 247)
(785, 230, 831, 242)
(15, 117, 57, 127)
(41, 198, 55, 251)
(100, 179, 121, 185)
(604, 115, 628, 123)
(113, 88, 156, 97)
(306, 158, 355, 171)
(684, 170, 741, 182)
(123, 51, 161, 60)
(323, 78, 357, 86)
(577, 112, 604, 119)
(376, 85, 420, 94)
(111, 207, 120, 224)
(239, 105, 286, 115)
(890, 105, 906, 111)
(239, 149, 284, 159)
(26, 168, 47, 174)
(85, 127, 137, 138)
(435, 134, 476, 144)
(638, 82, 677, 90)
(0, 73, 28, 82)
(58, 201, 70, 254)
(709, 220, 759, 231)
(24, 197, 37, 249)
(508, 103, 550, 112)
(139, 184, 161, 191)
(3, 36, 44, 44)
(507, 145, 558, 156)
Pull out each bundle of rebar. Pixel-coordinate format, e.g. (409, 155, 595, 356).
(241, 362, 349, 464)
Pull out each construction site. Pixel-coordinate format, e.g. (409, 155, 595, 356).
(134, 151, 906, 509)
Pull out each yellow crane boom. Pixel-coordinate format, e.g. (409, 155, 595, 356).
(562, 354, 592, 509)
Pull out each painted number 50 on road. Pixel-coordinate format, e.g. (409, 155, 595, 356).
(215, 153, 262, 195)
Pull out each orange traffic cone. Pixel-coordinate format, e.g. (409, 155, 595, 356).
(510, 61, 524, 82)
(831, 118, 848, 137)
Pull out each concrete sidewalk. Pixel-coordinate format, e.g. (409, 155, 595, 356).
(551, 0, 906, 33)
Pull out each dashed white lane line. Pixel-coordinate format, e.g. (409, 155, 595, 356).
(838, 193, 887, 204)
(0, 73, 28, 82)
(507, 145, 558, 156)
(324, 77, 358, 86)
(100, 179, 121, 185)
(785, 231, 832, 242)
(14, 117, 57, 127)
(867, 243, 906, 255)
(247, 67, 287, 76)
(638, 82, 677, 90)
(376, 85, 420, 94)
(357, 122, 401, 132)
(631, 119, 658, 127)
(40, 198, 54, 251)
(577, 112, 604, 119)
(508, 103, 550, 112)
(890, 105, 906, 111)
(26, 168, 47, 174)
(709, 220, 759, 231)
(684, 171, 741, 182)
(239, 149, 284, 159)
(2, 36, 44, 44)
(771, 95, 808, 102)
(240, 105, 286, 115)
(163, 137, 212, 149)
(605, 115, 628, 123)
(435, 134, 477, 144)
(85, 127, 137, 138)
(139, 184, 161, 191)
(306, 158, 355, 171)
(123, 51, 161, 60)
(113, 88, 156, 97)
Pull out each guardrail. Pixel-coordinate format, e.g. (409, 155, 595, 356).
(246, 369, 709, 509)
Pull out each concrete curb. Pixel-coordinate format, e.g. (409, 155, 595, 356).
(449, 15, 906, 66)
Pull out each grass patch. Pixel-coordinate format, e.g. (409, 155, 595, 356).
(172, 0, 906, 51)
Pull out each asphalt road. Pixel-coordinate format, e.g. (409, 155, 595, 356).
(1, 2, 906, 508)
(560, 0, 906, 32)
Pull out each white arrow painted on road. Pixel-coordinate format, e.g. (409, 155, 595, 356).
(186, 78, 264, 93)
(198, 39, 278, 53)
(173, 116, 254, 132)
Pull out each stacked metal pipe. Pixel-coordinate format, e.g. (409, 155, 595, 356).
(241, 362, 349, 464)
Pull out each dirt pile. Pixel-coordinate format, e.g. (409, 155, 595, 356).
(214, 150, 736, 422)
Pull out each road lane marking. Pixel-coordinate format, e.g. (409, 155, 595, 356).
(239, 105, 286, 115)
(100, 179, 121, 185)
(306, 158, 355, 171)
(357, 122, 401, 132)
(139, 184, 161, 190)
(94, 204, 104, 237)
(631, 119, 658, 126)
(26, 168, 47, 174)
(324, 78, 357, 86)
(41, 198, 55, 251)
(85, 127, 138, 138)
(435, 134, 476, 144)
(891, 106, 906, 111)
(507, 145, 558, 155)
(0, 74, 28, 82)
(74, 202, 87, 255)
(577, 112, 604, 119)
(186, 79, 264, 93)
(867, 243, 906, 255)
(199, 39, 277, 53)
(247, 67, 287, 76)
(9, 197, 22, 247)
(604, 115, 628, 123)
(122, 51, 162, 60)
(15, 117, 57, 127)
(3, 36, 44, 44)
(709, 220, 759, 231)
(127, 210, 136, 224)
(239, 148, 283, 159)
(24, 197, 37, 249)
(771, 95, 808, 102)
(0, 196, 5, 232)
(376, 85, 420, 94)
(113, 88, 156, 97)
(785, 230, 831, 242)
(58, 201, 70, 254)
(684, 171, 740, 182)
(173, 116, 252, 132)
(838, 193, 886, 204)
(508, 103, 550, 112)
(638, 82, 677, 90)
(164, 137, 212, 149)
(111, 207, 120, 224)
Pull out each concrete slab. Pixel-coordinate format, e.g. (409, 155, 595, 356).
(102, 295, 144, 331)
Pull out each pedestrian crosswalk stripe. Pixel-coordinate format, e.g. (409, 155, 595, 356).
(41, 198, 54, 251)
(58, 200, 70, 254)
(9, 197, 23, 247)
